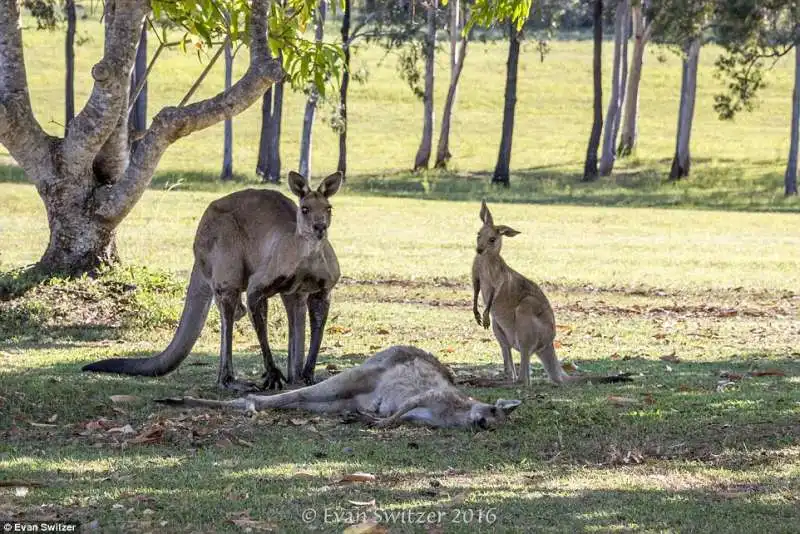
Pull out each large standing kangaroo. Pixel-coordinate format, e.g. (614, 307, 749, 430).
(83, 171, 342, 391)
(472, 201, 631, 386)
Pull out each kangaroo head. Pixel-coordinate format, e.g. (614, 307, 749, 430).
(476, 200, 520, 255)
(288, 171, 343, 240)
(468, 398, 522, 430)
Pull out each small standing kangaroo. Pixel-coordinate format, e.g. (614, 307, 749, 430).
(472, 201, 630, 386)
(83, 171, 342, 391)
(156, 345, 522, 430)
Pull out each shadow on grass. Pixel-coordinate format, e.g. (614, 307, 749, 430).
(3, 158, 798, 212)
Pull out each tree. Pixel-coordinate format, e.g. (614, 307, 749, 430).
(413, 0, 438, 170)
(492, 22, 521, 185)
(129, 23, 147, 152)
(221, 35, 235, 180)
(669, 36, 701, 179)
(599, 0, 629, 176)
(256, 54, 285, 183)
(713, 0, 798, 195)
(0, 0, 336, 275)
(298, 0, 327, 178)
(583, 0, 603, 181)
(65, 0, 77, 128)
(618, 0, 657, 157)
(434, 0, 469, 169)
(337, 0, 352, 177)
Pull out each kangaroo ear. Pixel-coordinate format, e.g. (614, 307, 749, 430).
(288, 171, 311, 198)
(495, 399, 522, 415)
(317, 171, 343, 198)
(479, 200, 493, 226)
(496, 225, 520, 237)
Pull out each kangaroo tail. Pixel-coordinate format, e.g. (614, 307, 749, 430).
(82, 264, 212, 377)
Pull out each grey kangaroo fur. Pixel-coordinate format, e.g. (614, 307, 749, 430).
(472, 201, 631, 386)
(83, 171, 343, 392)
(156, 345, 522, 430)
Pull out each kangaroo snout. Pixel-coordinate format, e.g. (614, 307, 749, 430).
(313, 223, 327, 239)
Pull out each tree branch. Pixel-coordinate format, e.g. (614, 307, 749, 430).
(0, 0, 52, 182)
(94, 0, 283, 223)
(63, 0, 149, 177)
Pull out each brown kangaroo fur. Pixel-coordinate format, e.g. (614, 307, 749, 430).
(83, 171, 343, 391)
(472, 201, 631, 387)
(156, 345, 522, 430)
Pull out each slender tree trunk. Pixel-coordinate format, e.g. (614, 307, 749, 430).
(299, 1, 327, 178)
(337, 0, 351, 178)
(268, 74, 284, 181)
(129, 24, 147, 152)
(613, 5, 629, 149)
(599, 0, 628, 176)
(785, 41, 800, 196)
(492, 24, 521, 186)
(256, 85, 273, 178)
(413, 0, 437, 171)
(221, 37, 234, 180)
(583, 0, 603, 182)
(434, 0, 468, 169)
(669, 37, 701, 180)
(65, 0, 76, 129)
(618, 2, 647, 157)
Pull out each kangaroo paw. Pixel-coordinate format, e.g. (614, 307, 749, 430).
(260, 367, 286, 391)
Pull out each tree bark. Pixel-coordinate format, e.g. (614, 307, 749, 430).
(599, 0, 628, 177)
(413, 0, 437, 171)
(337, 0, 351, 178)
(492, 23, 520, 186)
(298, 1, 326, 178)
(0, 0, 283, 274)
(268, 74, 284, 182)
(583, 0, 603, 182)
(65, 0, 76, 129)
(128, 23, 147, 152)
(221, 36, 234, 180)
(785, 40, 800, 196)
(434, 0, 468, 169)
(618, 1, 648, 157)
(669, 37, 701, 180)
(612, 5, 629, 150)
(256, 85, 273, 177)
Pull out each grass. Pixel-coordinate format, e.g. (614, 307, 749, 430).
(1, 15, 799, 534)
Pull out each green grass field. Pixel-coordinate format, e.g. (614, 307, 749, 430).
(1, 18, 799, 534)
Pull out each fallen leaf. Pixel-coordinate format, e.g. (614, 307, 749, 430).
(215, 438, 233, 449)
(653, 333, 667, 339)
(347, 499, 376, 507)
(450, 491, 468, 505)
(107, 424, 136, 435)
(643, 393, 656, 405)
(29, 422, 58, 428)
(343, 521, 388, 534)
(607, 396, 641, 407)
(561, 361, 578, 373)
(443, 347, 455, 353)
(717, 380, 737, 392)
(609, 352, 621, 360)
(718, 309, 738, 317)
(719, 371, 744, 381)
(749, 369, 786, 377)
(85, 418, 111, 431)
(553, 340, 563, 349)
(376, 328, 390, 335)
(128, 424, 164, 445)
(337, 472, 376, 483)
(660, 353, 681, 364)
(234, 438, 254, 448)
(326, 324, 352, 334)
(289, 418, 309, 426)
(47, 414, 58, 423)
(110, 395, 140, 404)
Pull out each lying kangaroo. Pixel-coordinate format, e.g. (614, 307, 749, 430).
(157, 345, 523, 430)
(472, 201, 630, 386)
(83, 171, 342, 391)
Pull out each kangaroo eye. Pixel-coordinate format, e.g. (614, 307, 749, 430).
(327, 207, 332, 213)
(301, 207, 309, 215)
(489, 238, 496, 243)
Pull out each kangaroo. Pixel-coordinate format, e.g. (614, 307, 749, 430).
(83, 171, 342, 392)
(156, 345, 523, 430)
(472, 201, 630, 387)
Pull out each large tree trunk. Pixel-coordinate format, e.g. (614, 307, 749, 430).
(583, 0, 603, 182)
(618, 1, 648, 157)
(0, 0, 282, 275)
(268, 75, 284, 181)
(492, 23, 520, 186)
(129, 23, 147, 151)
(65, 0, 76, 129)
(337, 0, 351, 178)
(669, 37, 701, 180)
(299, 1, 326, 178)
(612, 5, 629, 150)
(221, 36, 234, 180)
(413, 0, 437, 171)
(785, 40, 800, 196)
(434, 0, 468, 169)
(599, 0, 628, 177)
